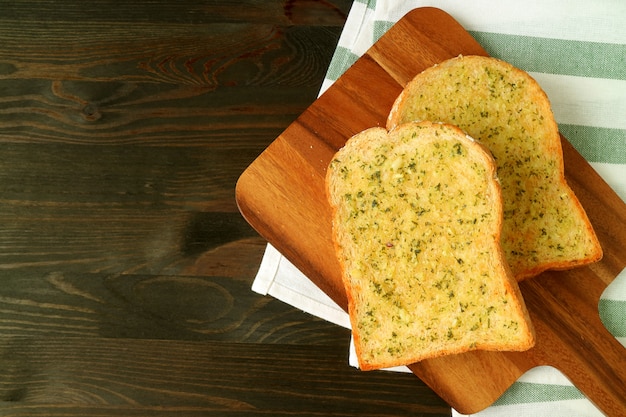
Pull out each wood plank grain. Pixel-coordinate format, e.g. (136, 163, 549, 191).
(0, 25, 340, 147)
(0, 8, 345, 268)
(0, 338, 450, 416)
(0, 0, 351, 26)
(0, 144, 254, 207)
(0, 266, 350, 344)
(0, 206, 259, 273)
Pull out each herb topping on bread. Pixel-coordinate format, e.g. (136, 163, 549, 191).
(326, 121, 535, 371)
(387, 55, 602, 281)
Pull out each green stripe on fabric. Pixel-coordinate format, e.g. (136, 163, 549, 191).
(493, 382, 585, 406)
(559, 124, 626, 164)
(325, 46, 360, 81)
(354, 0, 376, 9)
(599, 299, 626, 337)
(373, 20, 394, 43)
(469, 31, 626, 80)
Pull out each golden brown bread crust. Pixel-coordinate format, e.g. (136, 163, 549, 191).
(387, 55, 602, 281)
(326, 121, 535, 371)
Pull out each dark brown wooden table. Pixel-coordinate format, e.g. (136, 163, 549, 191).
(0, 2, 450, 415)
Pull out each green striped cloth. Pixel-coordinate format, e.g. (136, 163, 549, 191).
(319, 1, 625, 416)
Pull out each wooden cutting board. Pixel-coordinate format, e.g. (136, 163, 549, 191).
(236, 7, 626, 415)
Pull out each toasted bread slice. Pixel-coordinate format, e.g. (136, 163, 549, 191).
(326, 121, 535, 371)
(387, 55, 602, 281)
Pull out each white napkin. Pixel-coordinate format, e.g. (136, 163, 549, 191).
(252, 1, 626, 415)
(251, 243, 350, 330)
